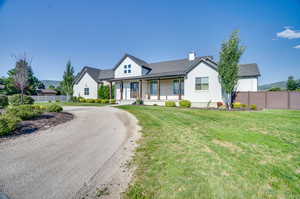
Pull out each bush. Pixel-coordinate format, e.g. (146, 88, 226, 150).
(8, 94, 34, 105)
(0, 114, 21, 136)
(233, 102, 242, 109)
(135, 99, 143, 105)
(6, 105, 43, 120)
(79, 98, 86, 103)
(102, 99, 109, 104)
(269, 87, 281, 91)
(217, 102, 224, 108)
(110, 99, 116, 104)
(165, 101, 176, 107)
(47, 104, 63, 112)
(0, 95, 8, 108)
(241, 103, 248, 108)
(86, 99, 96, 103)
(95, 99, 102, 103)
(250, 104, 257, 110)
(179, 100, 191, 108)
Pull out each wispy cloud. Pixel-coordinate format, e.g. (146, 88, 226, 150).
(294, 45, 300, 49)
(277, 27, 300, 39)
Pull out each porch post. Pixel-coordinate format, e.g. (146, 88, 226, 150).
(179, 79, 182, 100)
(157, 79, 160, 100)
(109, 81, 112, 99)
(139, 79, 142, 99)
(147, 80, 150, 100)
(120, 81, 123, 100)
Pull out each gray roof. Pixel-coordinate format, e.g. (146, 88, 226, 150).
(238, 63, 260, 77)
(75, 54, 260, 83)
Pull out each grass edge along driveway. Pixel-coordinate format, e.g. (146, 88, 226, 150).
(118, 106, 300, 199)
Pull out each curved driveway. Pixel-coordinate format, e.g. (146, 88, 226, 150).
(0, 106, 139, 199)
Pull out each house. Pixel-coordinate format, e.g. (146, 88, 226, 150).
(37, 89, 57, 96)
(73, 53, 260, 107)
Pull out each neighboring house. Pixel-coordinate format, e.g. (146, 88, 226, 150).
(37, 89, 57, 96)
(73, 53, 260, 107)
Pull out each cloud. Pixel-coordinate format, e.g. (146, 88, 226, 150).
(277, 27, 300, 39)
(294, 45, 300, 49)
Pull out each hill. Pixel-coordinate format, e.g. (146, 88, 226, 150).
(258, 81, 287, 91)
(41, 80, 61, 88)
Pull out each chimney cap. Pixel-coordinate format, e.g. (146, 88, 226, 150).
(188, 52, 196, 61)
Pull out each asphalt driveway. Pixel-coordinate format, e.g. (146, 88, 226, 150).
(0, 106, 139, 199)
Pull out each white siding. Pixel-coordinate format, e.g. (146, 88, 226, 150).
(236, 77, 258, 91)
(114, 57, 142, 78)
(185, 62, 223, 103)
(73, 73, 98, 99)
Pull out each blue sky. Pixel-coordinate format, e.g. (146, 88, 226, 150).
(0, 0, 299, 84)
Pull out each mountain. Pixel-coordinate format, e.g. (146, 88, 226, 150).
(259, 81, 288, 91)
(41, 80, 61, 88)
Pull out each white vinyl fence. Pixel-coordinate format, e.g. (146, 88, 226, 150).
(31, 95, 69, 102)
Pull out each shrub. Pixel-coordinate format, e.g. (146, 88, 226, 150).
(217, 102, 224, 108)
(0, 114, 21, 136)
(233, 102, 242, 109)
(6, 105, 43, 120)
(135, 99, 143, 105)
(47, 104, 63, 112)
(0, 95, 9, 108)
(8, 94, 34, 105)
(250, 104, 257, 110)
(165, 101, 176, 107)
(153, 104, 158, 106)
(110, 99, 116, 104)
(102, 99, 109, 104)
(179, 100, 191, 108)
(86, 99, 96, 103)
(79, 98, 86, 103)
(268, 87, 281, 91)
(241, 103, 248, 108)
(95, 99, 102, 103)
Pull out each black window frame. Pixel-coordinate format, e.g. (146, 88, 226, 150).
(84, 88, 89, 95)
(195, 77, 209, 90)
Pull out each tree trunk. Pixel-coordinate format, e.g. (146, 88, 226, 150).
(227, 93, 232, 110)
(21, 89, 24, 104)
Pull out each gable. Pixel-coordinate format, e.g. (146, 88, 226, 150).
(114, 57, 143, 78)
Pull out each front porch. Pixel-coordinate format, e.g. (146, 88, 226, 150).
(112, 77, 185, 102)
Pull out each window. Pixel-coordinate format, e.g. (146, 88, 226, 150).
(195, 77, 209, 90)
(173, 79, 184, 95)
(150, 80, 158, 95)
(124, 64, 132, 74)
(84, 88, 89, 95)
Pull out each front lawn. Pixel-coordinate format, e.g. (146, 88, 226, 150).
(35, 102, 107, 106)
(119, 106, 300, 199)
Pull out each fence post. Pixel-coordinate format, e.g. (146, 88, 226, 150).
(287, 91, 290, 109)
(247, 91, 250, 107)
(265, 91, 267, 109)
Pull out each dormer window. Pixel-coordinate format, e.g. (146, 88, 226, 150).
(124, 64, 131, 74)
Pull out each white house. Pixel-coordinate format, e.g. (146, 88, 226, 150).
(73, 53, 260, 107)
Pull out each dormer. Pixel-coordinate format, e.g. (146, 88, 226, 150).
(113, 54, 150, 78)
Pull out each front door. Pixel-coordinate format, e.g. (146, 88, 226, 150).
(130, 82, 139, 99)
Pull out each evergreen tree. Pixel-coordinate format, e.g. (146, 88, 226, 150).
(287, 76, 298, 91)
(61, 60, 75, 100)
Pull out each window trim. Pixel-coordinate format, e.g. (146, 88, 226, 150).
(124, 64, 132, 74)
(195, 77, 209, 91)
(150, 80, 158, 95)
(84, 87, 89, 96)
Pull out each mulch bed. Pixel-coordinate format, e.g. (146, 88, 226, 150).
(0, 112, 74, 141)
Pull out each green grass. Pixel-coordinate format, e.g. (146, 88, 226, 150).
(118, 106, 300, 199)
(35, 102, 107, 106)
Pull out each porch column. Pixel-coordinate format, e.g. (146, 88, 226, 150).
(109, 81, 112, 99)
(179, 79, 182, 100)
(157, 79, 160, 100)
(139, 79, 142, 99)
(147, 80, 150, 100)
(120, 81, 123, 100)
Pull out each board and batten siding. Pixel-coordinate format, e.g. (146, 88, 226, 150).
(236, 77, 258, 92)
(114, 57, 142, 78)
(73, 73, 98, 99)
(185, 62, 223, 103)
